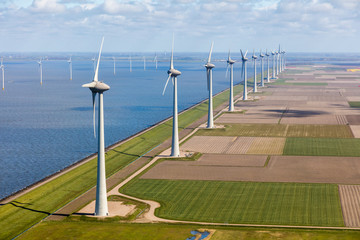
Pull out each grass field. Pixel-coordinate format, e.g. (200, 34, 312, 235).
(348, 101, 360, 108)
(196, 124, 353, 138)
(121, 180, 344, 227)
(284, 138, 360, 156)
(0, 84, 242, 240)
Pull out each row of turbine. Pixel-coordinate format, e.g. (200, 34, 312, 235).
(82, 37, 286, 216)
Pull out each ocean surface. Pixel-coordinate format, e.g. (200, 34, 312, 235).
(0, 52, 359, 199)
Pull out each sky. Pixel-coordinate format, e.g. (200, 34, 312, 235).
(0, 0, 360, 52)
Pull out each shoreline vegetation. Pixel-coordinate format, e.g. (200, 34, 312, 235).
(0, 74, 249, 239)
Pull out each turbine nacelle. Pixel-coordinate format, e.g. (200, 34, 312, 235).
(82, 81, 110, 93)
(205, 62, 215, 69)
(168, 68, 181, 77)
(227, 59, 235, 64)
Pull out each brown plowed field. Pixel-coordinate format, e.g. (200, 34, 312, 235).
(246, 137, 285, 155)
(339, 185, 360, 227)
(215, 114, 279, 124)
(142, 155, 360, 184)
(280, 115, 341, 125)
(350, 125, 360, 138)
(346, 115, 360, 125)
(180, 136, 236, 154)
(225, 137, 256, 154)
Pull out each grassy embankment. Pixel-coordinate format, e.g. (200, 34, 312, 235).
(0, 84, 241, 240)
(18, 222, 360, 240)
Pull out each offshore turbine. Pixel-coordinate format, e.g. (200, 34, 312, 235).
(154, 54, 158, 70)
(68, 57, 72, 80)
(205, 42, 215, 128)
(1, 58, 4, 90)
(252, 50, 258, 92)
(265, 50, 270, 83)
(240, 49, 248, 100)
(226, 50, 235, 111)
(129, 55, 132, 72)
(143, 56, 146, 71)
(162, 37, 181, 157)
(38, 58, 43, 85)
(259, 50, 265, 87)
(113, 57, 116, 75)
(82, 37, 110, 216)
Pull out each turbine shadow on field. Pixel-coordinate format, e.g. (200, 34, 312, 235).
(9, 201, 69, 217)
(264, 109, 328, 117)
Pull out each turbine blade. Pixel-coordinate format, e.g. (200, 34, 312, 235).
(92, 92, 96, 138)
(244, 50, 248, 58)
(225, 64, 229, 78)
(94, 37, 104, 82)
(170, 33, 174, 69)
(162, 74, 171, 95)
(228, 49, 230, 62)
(207, 41, 214, 63)
(240, 49, 244, 58)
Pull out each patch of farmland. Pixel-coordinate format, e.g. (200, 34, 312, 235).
(280, 115, 341, 125)
(286, 125, 353, 138)
(121, 180, 344, 226)
(181, 136, 236, 154)
(215, 113, 279, 124)
(339, 185, 360, 228)
(225, 137, 255, 154)
(350, 125, 360, 138)
(196, 124, 287, 137)
(346, 115, 360, 125)
(246, 137, 285, 155)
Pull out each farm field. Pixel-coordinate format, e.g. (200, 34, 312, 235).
(121, 180, 344, 227)
(196, 123, 353, 138)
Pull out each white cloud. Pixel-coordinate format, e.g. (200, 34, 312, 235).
(30, 0, 66, 13)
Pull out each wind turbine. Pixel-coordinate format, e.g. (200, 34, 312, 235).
(205, 42, 215, 128)
(226, 50, 235, 111)
(129, 55, 132, 72)
(252, 50, 257, 92)
(1, 58, 4, 90)
(259, 50, 265, 87)
(82, 37, 110, 216)
(154, 53, 158, 70)
(68, 56, 72, 80)
(240, 49, 248, 100)
(38, 58, 43, 85)
(265, 50, 270, 83)
(113, 57, 116, 75)
(143, 56, 146, 71)
(92, 57, 96, 73)
(282, 50, 286, 70)
(278, 45, 281, 73)
(276, 49, 279, 75)
(271, 50, 276, 79)
(162, 36, 181, 157)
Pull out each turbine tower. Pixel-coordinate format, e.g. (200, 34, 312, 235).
(276, 49, 279, 75)
(226, 50, 235, 111)
(143, 56, 146, 71)
(38, 58, 43, 85)
(278, 45, 281, 73)
(265, 50, 270, 83)
(129, 55, 132, 72)
(205, 42, 215, 128)
(271, 50, 276, 79)
(240, 49, 248, 100)
(252, 50, 257, 92)
(68, 57, 72, 80)
(1, 58, 4, 90)
(162, 36, 181, 157)
(282, 50, 286, 70)
(259, 50, 265, 87)
(82, 37, 110, 216)
(154, 54, 158, 70)
(113, 57, 116, 75)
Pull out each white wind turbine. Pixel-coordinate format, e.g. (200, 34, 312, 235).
(205, 42, 215, 128)
(162, 36, 181, 157)
(265, 50, 270, 83)
(276, 49, 279, 76)
(226, 50, 235, 111)
(143, 56, 146, 71)
(154, 54, 158, 70)
(282, 50, 286, 71)
(68, 56, 72, 80)
(252, 49, 257, 92)
(38, 58, 43, 85)
(240, 49, 248, 100)
(1, 58, 4, 90)
(271, 50, 276, 79)
(113, 57, 116, 75)
(82, 37, 110, 216)
(259, 50, 265, 87)
(278, 45, 281, 73)
(129, 55, 132, 72)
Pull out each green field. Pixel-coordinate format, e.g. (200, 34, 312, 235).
(121, 180, 343, 227)
(196, 124, 353, 138)
(348, 101, 360, 108)
(284, 138, 360, 156)
(0, 84, 242, 240)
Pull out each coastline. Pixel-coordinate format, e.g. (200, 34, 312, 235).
(0, 84, 236, 204)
